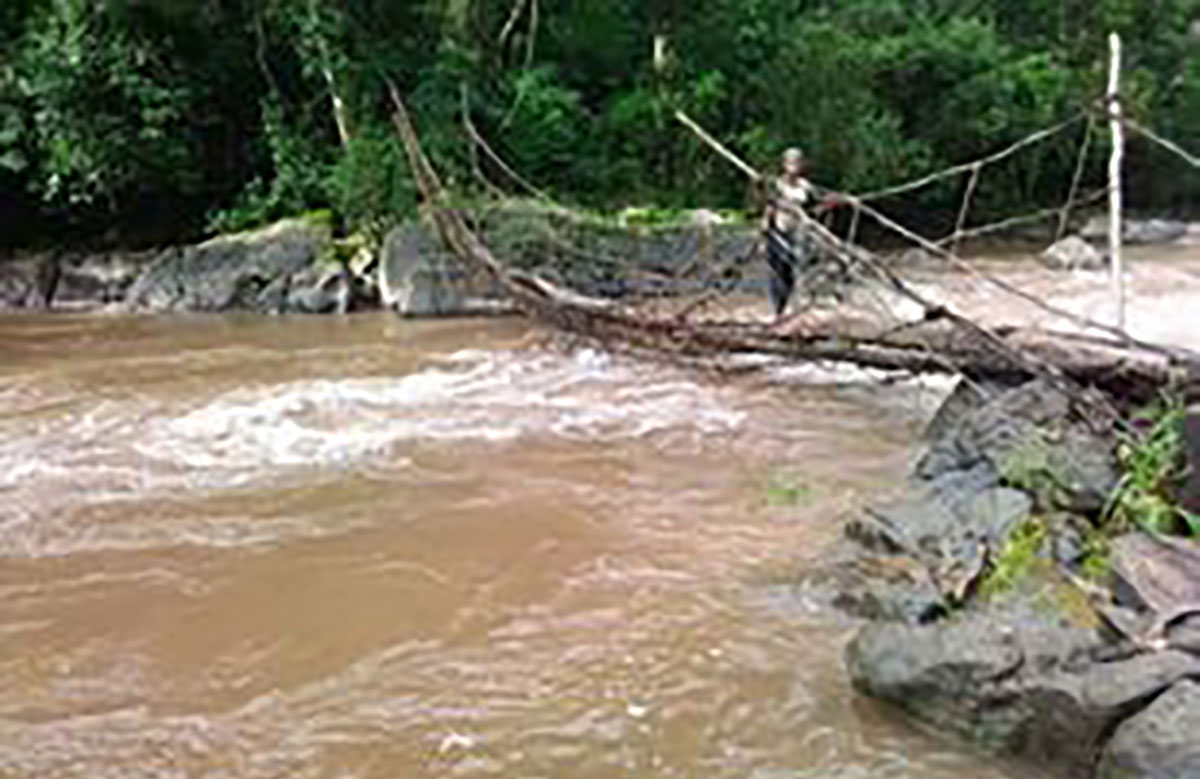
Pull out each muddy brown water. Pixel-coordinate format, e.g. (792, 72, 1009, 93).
(0, 311, 1051, 778)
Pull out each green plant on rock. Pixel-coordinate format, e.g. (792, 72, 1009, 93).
(999, 430, 1055, 494)
(979, 517, 1049, 599)
(998, 428, 1077, 509)
(1105, 393, 1198, 537)
(1079, 527, 1112, 584)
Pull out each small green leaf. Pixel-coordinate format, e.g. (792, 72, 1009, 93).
(0, 148, 25, 172)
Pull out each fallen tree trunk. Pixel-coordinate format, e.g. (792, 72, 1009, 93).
(386, 82, 1199, 405)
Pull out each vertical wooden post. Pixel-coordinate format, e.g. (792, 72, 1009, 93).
(1108, 32, 1126, 330)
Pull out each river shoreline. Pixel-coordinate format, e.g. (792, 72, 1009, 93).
(831, 375, 1200, 779)
(6, 210, 1198, 320)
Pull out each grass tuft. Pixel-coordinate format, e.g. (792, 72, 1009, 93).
(1105, 393, 1197, 536)
(979, 518, 1048, 599)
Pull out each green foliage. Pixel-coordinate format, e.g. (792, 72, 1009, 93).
(999, 431, 1056, 494)
(1105, 394, 1198, 536)
(328, 123, 417, 241)
(14, 1, 196, 209)
(979, 517, 1049, 599)
(208, 100, 334, 234)
(1080, 527, 1113, 584)
(3, 0, 1200, 246)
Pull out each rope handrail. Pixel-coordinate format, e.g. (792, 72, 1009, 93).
(461, 96, 1199, 366)
(851, 113, 1087, 203)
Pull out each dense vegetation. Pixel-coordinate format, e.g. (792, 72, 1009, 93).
(2, 0, 1200, 248)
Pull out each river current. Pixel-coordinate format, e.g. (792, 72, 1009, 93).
(0, 310, 1055, 778)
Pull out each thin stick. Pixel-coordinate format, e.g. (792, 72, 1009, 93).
(1057, 114, 1095, 242)
(1109, 32, 1126, 330)
(673, 109, 763, 182)
(461, 110, 557, 204)
(525, 0, 539, 68)
(951, 164, 982, 253)
(498, 0, 529, 49)
(846, 203, 862, 246)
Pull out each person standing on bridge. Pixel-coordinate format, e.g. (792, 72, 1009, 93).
(762, 147, 818, 321)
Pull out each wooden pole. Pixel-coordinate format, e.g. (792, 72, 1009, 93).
(1108, 32, 1126, 330)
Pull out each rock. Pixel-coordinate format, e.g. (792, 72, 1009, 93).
(1110, 534, 1200, 637)
(847, 612, 1200, 777)
(284, 266, 353, 314)
(1180, 404, 1200, 516)
(477, 205, 759, 298)
(916, 379, 1119, 514)
(1098, 680, 1200, 779)
(55, 250, 155, 307)
(1130, 220, 1189, 245)
(799, 551, 946, 624)
(1041, 236, 1106, 271)
(379, 222, 512, 316)
(848, 474, 1032, 601)
(0, 257, 38, 307)
(691, 208, 726, 228)
(920, 377, 1021, 444)
(1045, 512, 1091, 567)
(1081, 217, 1187, 246)
(894, 247, 938, 268)
(126, 219, 329, 313)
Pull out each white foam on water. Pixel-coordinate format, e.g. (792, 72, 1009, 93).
(136, 348, 745, 472)
(0, 348, 743, 556)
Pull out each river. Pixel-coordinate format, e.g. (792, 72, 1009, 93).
(0, 311, 1054, 778)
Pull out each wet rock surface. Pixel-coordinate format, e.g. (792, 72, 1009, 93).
(914, 378, 1119, 513)
(380, 222, 512, 317)
(125, 219, 327, 312)
(1042, 236, 1106, 271)
(0, 219, 367, 315)
(55, 251, 154, 307)
(837, 377, 1200, 779)
(1, 211, 754, 316)
(846, 612, 1200, 777)
(1098, 680, 1200, 779)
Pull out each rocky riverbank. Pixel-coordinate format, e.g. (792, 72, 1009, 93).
(820, 378, 1200, 778)
(0, 208, 758, 316)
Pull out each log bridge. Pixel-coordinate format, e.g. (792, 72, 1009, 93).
(387, 83, 1200, 413)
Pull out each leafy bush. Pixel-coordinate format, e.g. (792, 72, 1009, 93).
(1104, 395, 1200, 536)
(328, 123, 417, 243)
(208, 100, 334, 235)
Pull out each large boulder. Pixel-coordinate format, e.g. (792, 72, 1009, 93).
(847, 613, 1200, 778)
(1042, 236, 1106, 271)
(1098, 680, 1200, 779)
(379, 222, 512, 317)
(796, 547, 946, 625)
(55, 250, 156, 307)
(478, 206, 759, 298)
(847, 472, 1032, 602)
(915, 379, 1119, 514)
(125, 219, 329, 313)
(0, 256, 40, 308)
